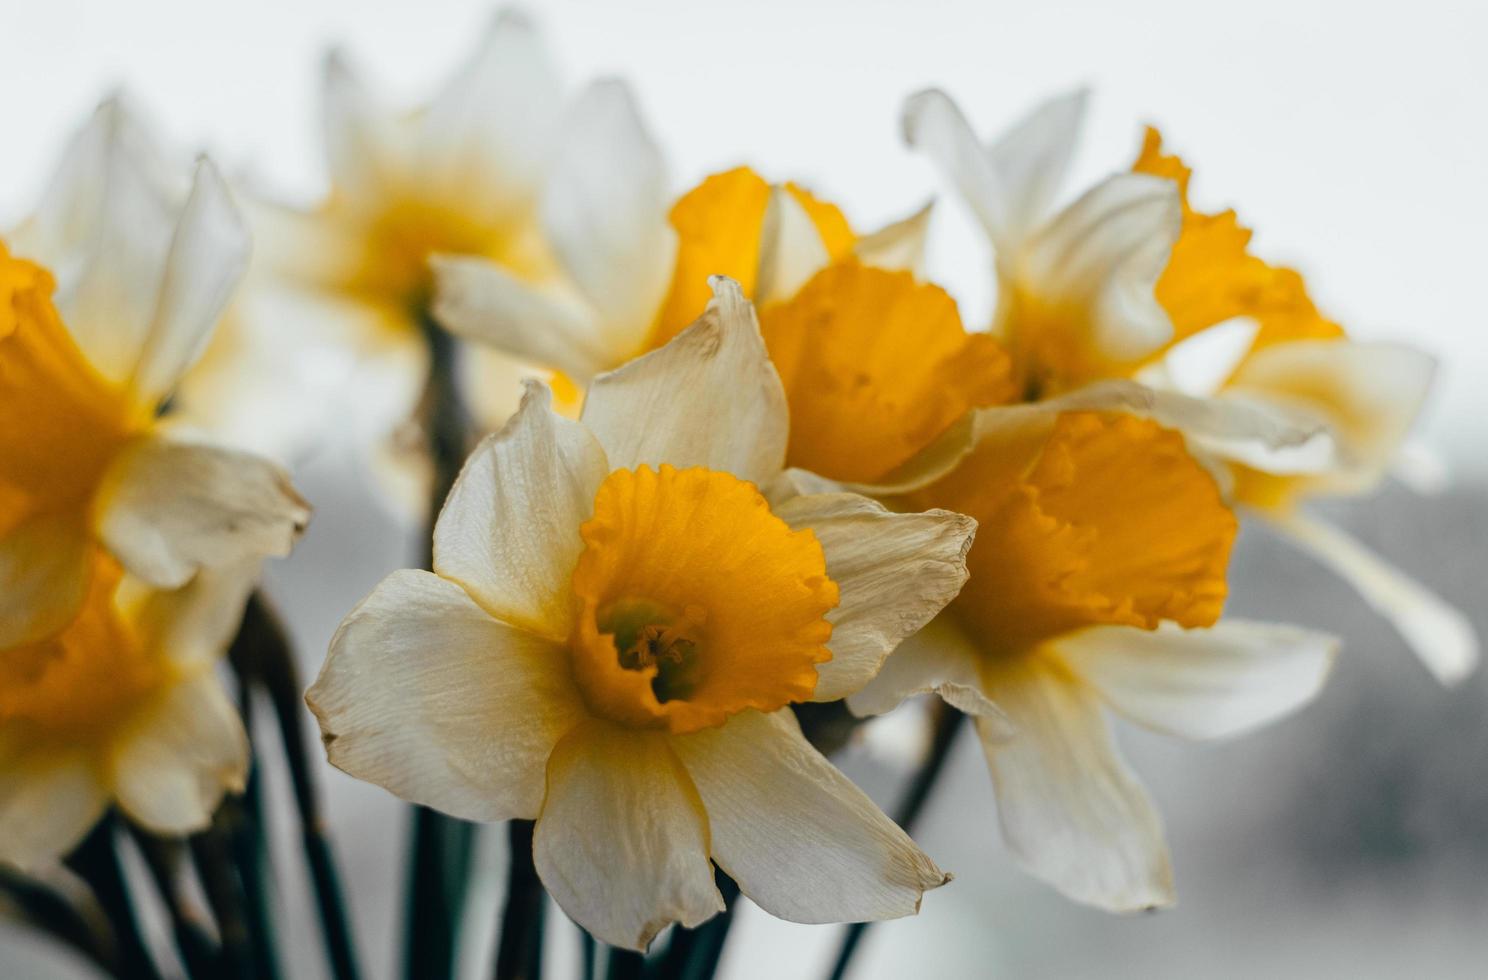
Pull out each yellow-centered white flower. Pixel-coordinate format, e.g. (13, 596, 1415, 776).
(308, 279, 973, 949)
(1, 101, 308, 650)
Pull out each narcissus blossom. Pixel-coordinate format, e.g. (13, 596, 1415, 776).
(904, 87, 1473, 684)
(1, 116, 307, 650)
(308, 279, 975, 949)
(0, 560, 254, 869)
(433, 93, 932, 389)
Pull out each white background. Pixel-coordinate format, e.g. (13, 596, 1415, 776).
(2, 2, 1487, 978)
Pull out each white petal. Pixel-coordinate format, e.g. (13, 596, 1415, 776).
(580, 277, 788, 485)
(0, 746, 108, 870)
(433, 381, 609, 639)
(417, 10, 564, 217)
(431, 255, 616, 381)
(979, 657, 1173, 911)
(986, 89, 1089, 246)
(128, 158, 251, 407)
(111, 670, 246, 834)
(1017, 173, 1179, 362)
(852, 201, 932, 275)
(1058, 621, 1338, 740)
(847, 617, 1009, 728)
(129, 559, 262, 667)
(1227, 340, 1435, 494)
(0, 512, 92, 649)
(754, 184, 831, 307)
(535, 720, 723, 950)
(95, 433, 310, 589)
(542, 78, 675, 344)
(22, 98, 180, 387)
(901, 89, 1006, 245)
(321, 49, 399, 201)
(1269, 512, 1479, 685)
(773, 493, 975, 701)
(673, 708, 948, 924)
(308, 569, 585, 821)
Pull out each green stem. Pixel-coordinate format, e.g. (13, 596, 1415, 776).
(224, 655, 284, 980)
(404, 309, 478, 980)
(236, 593, 362, 980)
(650, 874, 740, 980)
(825, 705, 966, 980)
(606, 949, 646, 980)
(65, 815, 162, 980)
(492, 820, 545, 980)
(189, 807, 258, 980)
(127, 828, 220, 980)
(0, 865, 113, 973)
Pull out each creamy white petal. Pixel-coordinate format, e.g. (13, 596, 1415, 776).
(901, 89, 1006, 245)
(847, 617, 1009, 728)
(0, 746, 108, 871)
(128, 159, 251, 407)
(754, 184, 831, 307)
(773, 493, 975, 701)
(418, 10, 564, 217)
(1017, 173, 1179, 362)
(542, 78, 674, 343)
(308, 569, 585, 821)
(1228, 340, 1435, 494)
(1058, 621, 1338, 740)
(0, 512, 92, 649)
(1269, 512, 1479, 685)
(111, 670, 247, 835)
(986, 89, 1089, 246)
(126, 559, 262, 668)
(29, 99, 179, 385)
(979, 657, 1173, 911)
(433, 381, 609, 639)
(95, 433, 310, 589)
(535, 720, 723, 950)
(431, 255, 615, 380)
(322, 49, 399, 202)
(674, 708, 948, 924)
(853, 201, 932, 275)
(581, 277, 788, 485)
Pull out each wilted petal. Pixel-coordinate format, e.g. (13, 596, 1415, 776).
(535, 720, 723, 950)
(95, 433, 310, 589)
(1058, 620, 1338, 740)
(673, 708, 948, 923)
(433, 382, 609, 639)
(979, 655, 1173, 911)
(581, 277, 788, 486)
(847, 617, 1008, 727)
(308, 569, 585, 821)
(111, 671, 247, 835)
(773, 493, 975, 701)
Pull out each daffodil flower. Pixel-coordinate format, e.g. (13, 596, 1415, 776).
(904, 88, 1475, 684)
(432, 90, 932, 388)
(308, 279, 974, 949)
(1, 116, 307, 650)
(739, 179, 1338, 912)
(0, 559, 255, 870)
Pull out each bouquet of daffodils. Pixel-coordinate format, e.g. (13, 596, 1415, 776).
(1, 10, 1476, 980)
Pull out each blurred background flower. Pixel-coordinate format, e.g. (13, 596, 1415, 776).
(1, 0, 1484, 977)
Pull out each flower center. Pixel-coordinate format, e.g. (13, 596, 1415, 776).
(569, 465, 838, 734)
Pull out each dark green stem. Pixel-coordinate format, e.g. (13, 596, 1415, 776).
(825, 705, 966, 980)
(493, 820, 544, 980)
(189, 807, 258, 980)
(127, 828, 219, 980)
(225, 651, 284, 980)
(0, 865, 113, 973)
(403, 309, 478, 980)
(236, 593, 362, 980)
(606, 949, 646, 980)
(65, 815, 162, 980)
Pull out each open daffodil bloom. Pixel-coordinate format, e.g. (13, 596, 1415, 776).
(309, 279, 975, 948)
(0, 559, 254, 869)
(1, 130, 307, 649)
